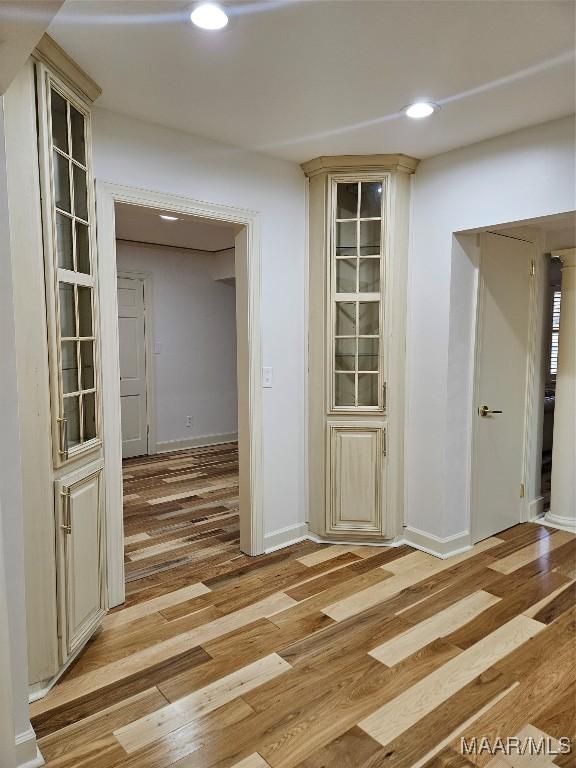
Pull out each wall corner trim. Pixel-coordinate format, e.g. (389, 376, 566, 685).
(15, 726, 44, 768)
(33, 34, 102, 102)
(399, 526, 473, 559)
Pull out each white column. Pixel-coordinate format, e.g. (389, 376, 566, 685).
(546, 248, 576, 531)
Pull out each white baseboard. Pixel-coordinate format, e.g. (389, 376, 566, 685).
(156, 432, 238, 454)
(306, 531, 401, 547)
(528, 495, 545, 520)
(264, 524, 442, 555)
(264, 523, 308, 553)
(15, 727, 44, 768)
(541, 510, 576, 533)
(399, 526, 472, 559)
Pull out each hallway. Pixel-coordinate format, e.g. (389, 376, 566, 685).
(27, 444, 576, 767)
(121, 443, 242, 589)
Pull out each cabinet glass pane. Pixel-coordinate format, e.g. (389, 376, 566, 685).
(59, 283, 76, 337)
(359, 258, 380, 292)
(73, 165, 88, 220)
(56, 213, 74, 270)
(359, 302, 379, 335)
(80, 340, 94, 389)
(77, 286, 93, 337)
(336, 182, 358, 219)
(335, 338, 356, 371)
(336, 302, 356, 336)
(331, 178, 385, 411)
(360, 181, 382, 218)
(336, 221, 356, 257)
(61, 341, 79, 394)
(360, 220, 381, 255)
(51, 90, 68, 154)
(336, 259, 356, 293)
(83, 392, 96, 441)
(64, 395, 81, 448)
(53, 152, 71, 212)
(335, 373, 355, 407)
(358, 338, 379, 371)
(358, 373, 378, 406)
(70, 106, 86, 165)
(75, 221, 90, 274)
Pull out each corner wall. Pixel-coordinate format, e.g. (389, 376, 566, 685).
(93, 108, 307, 539)
(0, 96, 40, 768)
(406, 115, 576, 549)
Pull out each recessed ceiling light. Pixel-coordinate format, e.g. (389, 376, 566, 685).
(160, 215, 179, 221)
(404, 101, 438, 119)
(190, 2, 228, 30)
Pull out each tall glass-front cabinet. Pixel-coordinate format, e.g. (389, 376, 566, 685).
(37, 61, 106, 678)
(4, 45, 106, 695)
(302, 155, 418, 541)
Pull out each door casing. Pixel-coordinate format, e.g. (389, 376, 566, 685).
(470, 229, 545, 543)
(96, 182, 264, 607)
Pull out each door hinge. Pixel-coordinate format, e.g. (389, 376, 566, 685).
(530, 260, 535, 277)
(382, 381, 387, 412)
(382, 429, 387, 457)
(520, 482, 525, 498)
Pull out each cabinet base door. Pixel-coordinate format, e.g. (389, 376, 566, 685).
(56, 462, 106, 661)
(327, 423, 385, 536)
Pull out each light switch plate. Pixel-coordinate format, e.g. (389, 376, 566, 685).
(262, 366, 273, 388)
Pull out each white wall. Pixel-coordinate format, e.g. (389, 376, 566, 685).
(117, 241, 238, 448)
(0, 96, 36, 767)
(406, 115, 576, 545)
(94, 108, 307, 537)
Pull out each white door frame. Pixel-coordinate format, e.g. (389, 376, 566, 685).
(116, 269, 156, 456)
(96, 181, 264, 607)
(469, 229, 545, 542)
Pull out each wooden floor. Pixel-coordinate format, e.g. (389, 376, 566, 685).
(31, 443, 576, 767)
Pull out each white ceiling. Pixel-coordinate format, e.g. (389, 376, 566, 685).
(0, 1, 64, 94)
(49, 0, 575, 163)
(115, 203, 237, 250)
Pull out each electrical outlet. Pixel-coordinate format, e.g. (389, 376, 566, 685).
(185, 416, 193, 428)
(262, 366, 273, 388)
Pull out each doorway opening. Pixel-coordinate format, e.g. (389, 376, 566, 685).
(96, 183, 264, 608)
(466, 213, 575, 544)
(114, 204, 241, 595)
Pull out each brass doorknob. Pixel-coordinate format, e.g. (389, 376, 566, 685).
(479, 405, 503, 417)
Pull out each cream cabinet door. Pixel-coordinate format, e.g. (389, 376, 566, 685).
(327, 423, 386, 536)
(55, 461, 106, 661)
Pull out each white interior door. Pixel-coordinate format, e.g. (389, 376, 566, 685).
(472, 232, 533, 542)
(117, 276, 148, 458)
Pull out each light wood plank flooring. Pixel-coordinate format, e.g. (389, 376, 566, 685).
(31, 443, 576, 767)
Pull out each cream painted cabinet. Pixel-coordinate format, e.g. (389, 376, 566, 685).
(303, 155, 418, 541)
(34, 60, 107, 678)
(327, 423, 386, 534)
(3, 47, 105, 695)
(55, 462, 106, 661)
